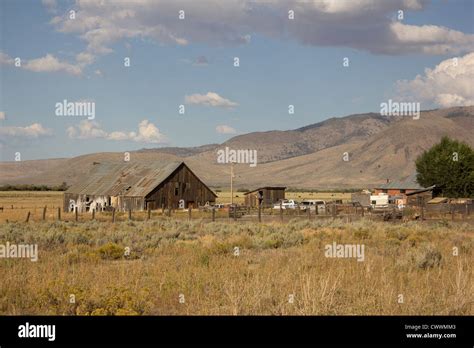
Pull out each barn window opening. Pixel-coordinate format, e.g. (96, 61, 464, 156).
(175, 187, 179, 196)
(400, 189, 406, 194)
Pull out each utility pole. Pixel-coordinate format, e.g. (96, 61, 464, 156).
(230, 162, 235, 205)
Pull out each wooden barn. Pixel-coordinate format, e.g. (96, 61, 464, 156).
(244, 187, 286, 208)
(64, 161, 216, 212)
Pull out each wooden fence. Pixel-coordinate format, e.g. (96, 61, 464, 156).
(1, 202, 472, 224)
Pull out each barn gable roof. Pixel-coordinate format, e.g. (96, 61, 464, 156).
(65, 161, 215, 197)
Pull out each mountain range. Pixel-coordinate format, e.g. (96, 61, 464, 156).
(1, 106, 473, 189)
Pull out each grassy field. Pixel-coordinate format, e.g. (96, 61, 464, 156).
(0, 191, 472, 316)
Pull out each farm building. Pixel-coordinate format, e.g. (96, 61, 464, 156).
(351, 190, 371, 207)
(406, 185, 436, 206)
(374, 173, 425, 196)
(244, 187, 286, 208)
(64, 161, 217, 212)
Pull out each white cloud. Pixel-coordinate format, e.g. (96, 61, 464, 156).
(23, 54, 82, 76)
(0, 123, 53, 138)
(216, 125, 237, 134)
(390, 22, 474, 55)
(1, 50, 94, 77)
(67, 119, 167, 144)
(46, 0, 474, 56)
(0, 52, 14, 65)
(76, 52, 95, 66)
(185, 92, 238, 108)
(396, 52, 474, 107)
(66, 120, 107, 139)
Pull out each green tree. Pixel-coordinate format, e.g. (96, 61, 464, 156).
(415, 136, 474, 198)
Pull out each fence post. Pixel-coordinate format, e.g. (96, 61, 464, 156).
(465, 204, 468, 219)
(258, 204, 262, 222)
(42, 206, 47, 221)
(280, 202, 283, 222)
(188, 206, 192, 220)
(57, 207, 61, 221)
(75, 207, 78, 222)
(212, 207, 216, 222)
(92, 209, 95, 220)
(112, 208, 116, 223)
(128, 208, 132, 220)
(147, 206, 151, 220)
(332, 204, 337, 218)
(25, 211, 30, 223)
(307, 206, 311, 220)
(233, 205, 237, 221)
(161, 204, 165, 215)
(451, 204, 455, 221)
(167, 207, 171, 217)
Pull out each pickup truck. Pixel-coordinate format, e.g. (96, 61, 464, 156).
(273, 199, 297, 209)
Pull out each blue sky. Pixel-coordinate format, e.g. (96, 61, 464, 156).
(1, 0, 473, 160)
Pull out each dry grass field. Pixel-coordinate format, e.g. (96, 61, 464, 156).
(0, 191, 472, 316)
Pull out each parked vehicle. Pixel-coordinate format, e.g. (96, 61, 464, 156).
(273, 199, 297, 209)
(300, 200, 326, 213)
(370, 193, 389, 209)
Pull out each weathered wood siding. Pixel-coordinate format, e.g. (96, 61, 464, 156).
(145, 164, 216, 209)
(245, 188, 285, 207)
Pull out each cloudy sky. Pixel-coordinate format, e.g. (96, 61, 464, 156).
(0, 0, 473, 160)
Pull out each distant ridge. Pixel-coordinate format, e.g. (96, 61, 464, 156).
(1, 106, 473, 189)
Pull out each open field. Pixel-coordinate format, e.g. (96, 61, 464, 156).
(0, 218, 472, 315)
(0, 191, 472, 315)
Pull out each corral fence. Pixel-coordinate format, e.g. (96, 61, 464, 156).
(2, 201, 472, 224)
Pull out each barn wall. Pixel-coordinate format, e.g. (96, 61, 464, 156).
(122, 197, 145, 211)
(63, 193, 112, 213)
(145, 164, 216, 209)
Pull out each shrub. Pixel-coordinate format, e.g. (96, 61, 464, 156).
(97, 243, 124, 260)
(414, 244, 442, 269)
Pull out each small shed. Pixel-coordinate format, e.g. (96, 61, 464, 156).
(406, 185, 436, 206)
(244, 187, 286, 208)
(351, 192, 371, 207)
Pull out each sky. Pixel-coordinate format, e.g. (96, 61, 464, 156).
(0, 0, 473, 161)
